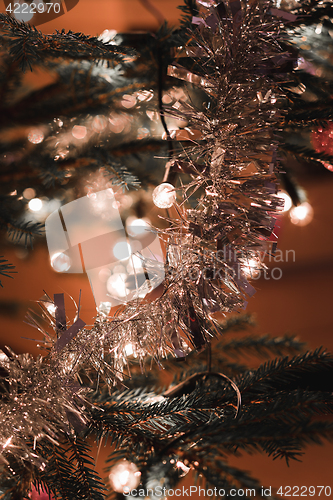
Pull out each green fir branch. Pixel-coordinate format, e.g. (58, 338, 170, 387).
(237, 349, 333, 395)
(220, 314, 256, 333)
(283, 100, 333, 125)
(67, 436, 106, 500)
(0, 256, 16, 287)
(165, 390, 333, 460)
(221, 334, 306, 359)
(177, 0, 199, 30)
(290, 0, 333, 27)
(4, 218, 44, 248)
(98, 156, 141, 191)
(37, 440, 80, 500)
(196, 459, 276, 500)
(0, 14, 134, 71)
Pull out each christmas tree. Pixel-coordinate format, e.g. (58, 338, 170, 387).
(0, 0, 333, 499)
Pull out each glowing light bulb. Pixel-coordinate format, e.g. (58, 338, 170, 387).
(277, 191, 292, 212)
(152, 183, 176, 208)
(289, 202, 313, 226)
(50, 252, 71, 272)
(46, 303, 57, 316)
(109, 461, 141, 493)
(124, 343, 134, 356)
(28, 198, 43, 212)
(241, 258, 260, 279)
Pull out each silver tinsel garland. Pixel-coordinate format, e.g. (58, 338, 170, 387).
(55, 0, 292, 373)
(1, 0, 298, 469)
(33, 1, 293, 376)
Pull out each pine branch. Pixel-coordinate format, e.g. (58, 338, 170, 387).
(38, 160, 72, 188)
(41, 154, 141, 190)
(100, 386, 333, 496)
(29, 436, 106, 500)
(220, 314, 256, 333)
(92, 354, 333, 450)
(67, 436, 106, 500)
(2, 218, 44, 248)
(94, 152, 141, 191)
(0, 75, 135, 128)
(34, 440, 78, 500)
(0, 55, 22, 107)
(0, 14, 134, 71)
(164, 389, 333, 458)
(237, 349, 333, 395)
(290, 0, 333, 27)
(0, 194, 44, 248)
(0, 256, 16, 286)
(221, 334, 306, 359)
(177, 0, 199, 31)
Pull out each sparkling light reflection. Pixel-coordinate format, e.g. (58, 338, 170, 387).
(152, 183, 176, 209)
(124, 343, 134, 356)
(241, 258, 260, 279)
(289, 202, 313, 226)
(277, 191, 292, 212)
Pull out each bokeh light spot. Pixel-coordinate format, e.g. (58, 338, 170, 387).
(28, 198, 43, 212)
(28, 129, 44, 144)
(72, 125, 87, 139)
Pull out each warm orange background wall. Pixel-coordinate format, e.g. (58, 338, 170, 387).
(0, 0, 332, 497)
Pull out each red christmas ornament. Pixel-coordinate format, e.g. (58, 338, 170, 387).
(311, 122, 333, 172)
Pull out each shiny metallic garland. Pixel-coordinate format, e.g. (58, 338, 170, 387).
(0, 0, 298, 470)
